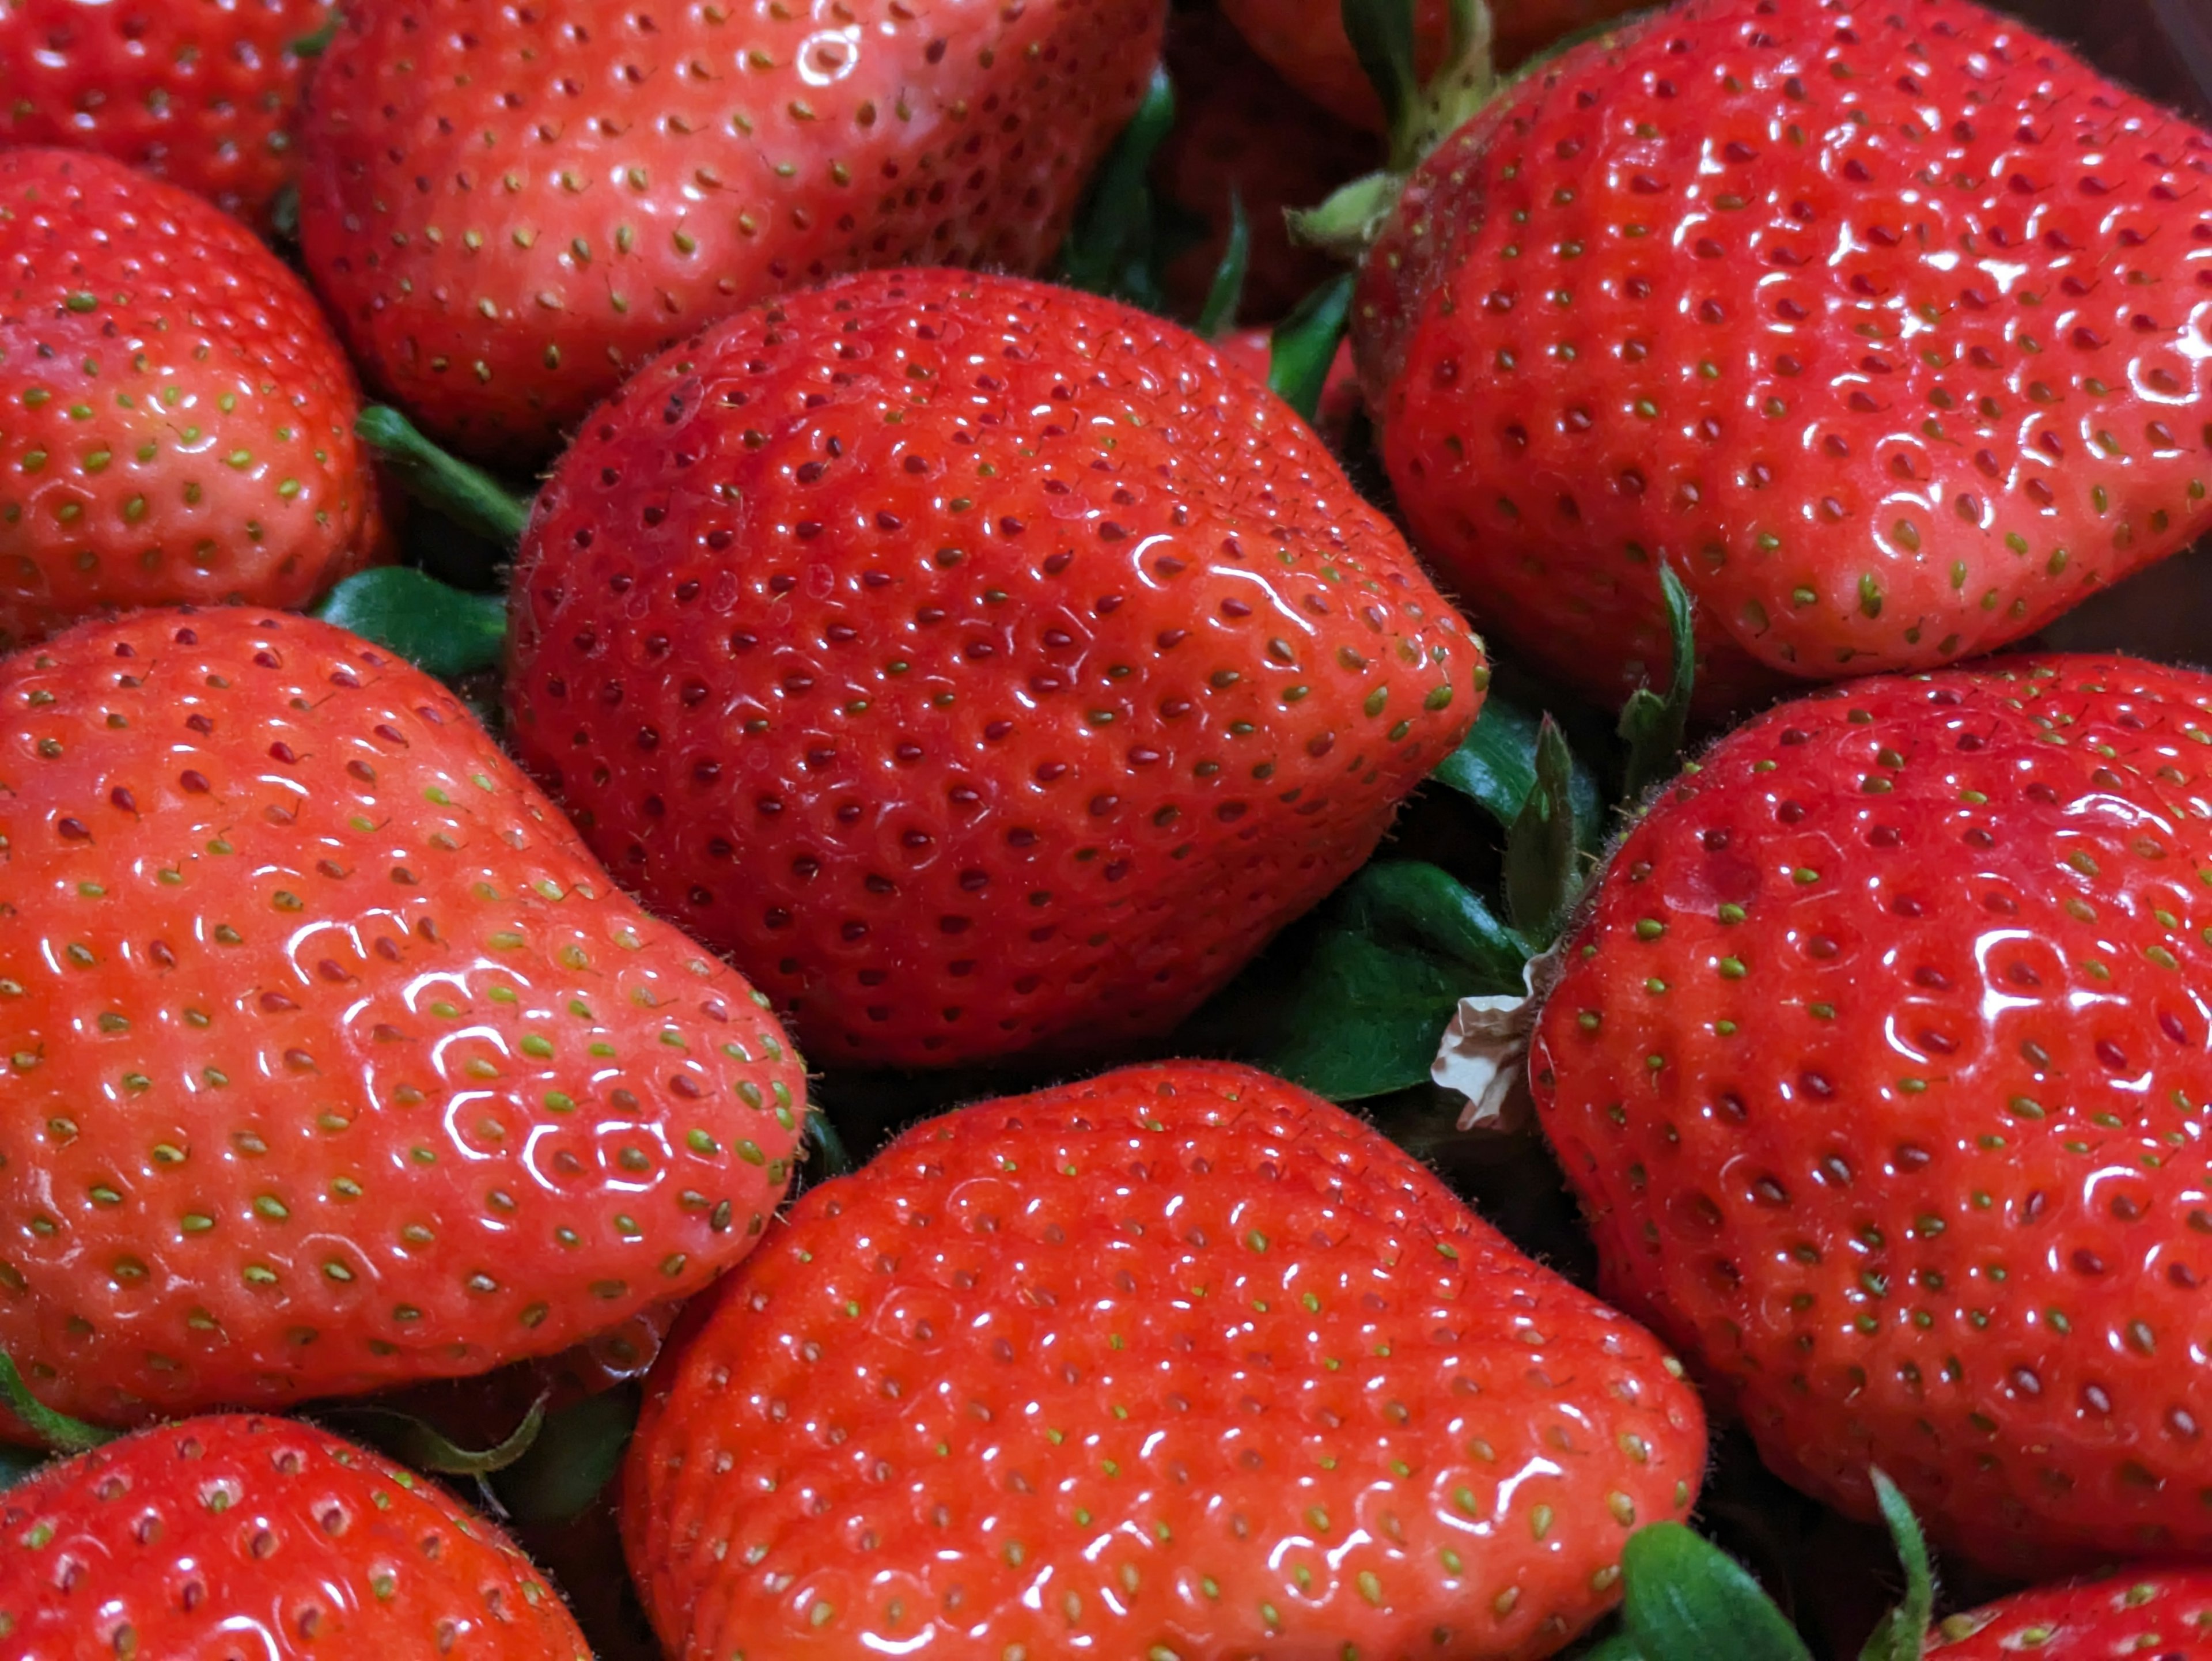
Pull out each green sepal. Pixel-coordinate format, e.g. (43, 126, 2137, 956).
(1057, 66, 1176, 309)
(1856, 1470, 1936, 1661)
(290, 12, 343, 56)
(488, 1386, 639, 1526)
(1502, 716, 1581, 945)
(355, 404, 532, 550)
(0, 1350, 116, 1455)
(804, 1107, 854, 1181)
(1618, 1523, 1814, 1661)
(314, 566, 509, 680)
(326, 1391, 549, 1477)
(1578, 1634, 1646, 1661)
(1618, 562, 1696, 804)
(1285, 172, 1403, 263)
(1341, 0, 1420, 154)
(1195, 192, 1251, 340)
(1433, 693, 1603, 853)
(1268, 273, 1353, 423)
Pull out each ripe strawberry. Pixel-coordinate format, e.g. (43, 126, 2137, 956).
(295, 0, 1168, 468)
(0, 0, 338, 228)
(1930, 1566, 2212, 1656)
(1, 148, 387, 650)
(1531, 655, 2212, 1575)
(1355, 0, 2212, 714)
(1215, 326, 1366, 445)
(624, 1060, 1707, 1661)
(1218, 0, 1643, 132)
(1153, 9, 1382, 323)
(503, 268, 1485, 1069)
(0, 1413, 592, 1659)
(0, 607, 806, 1430)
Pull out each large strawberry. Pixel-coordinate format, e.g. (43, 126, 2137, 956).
(295, 0, 1168, 468)
(1355, 0, 2212, 714)
(1532, 655, 2212, 1575)
(0, 607, 806, 1430)
(502, 268, 1485, 1070)
(1930, 1567, 2212, 1656)
(624, 1059, 1707, 1661)
(1, 148, 387, 650)
(0, 1413, 592, 1659)
(0, 0, 339, 228)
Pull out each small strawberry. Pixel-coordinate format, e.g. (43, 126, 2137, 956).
(1, 148, 387, 650)
(0, 1413, 592, 1659)
(1532, 656, 2212, 1574)
(0, 607, 806, 1429)
(1930, 1567, 2212, 1656)
(295, 0, 1168, 468)
(624, 1059, 1707, 1661)
(0, 0, 339, 228)
(1354, 0, 2212, 713)
(1153, 9, 1382, 323)
(502, 268, 1484, 1069)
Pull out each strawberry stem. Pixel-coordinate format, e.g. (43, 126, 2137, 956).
(0, 1350, 116, 1455)
(322, 1390, 550, 1476)
(1618, 563, 1698, 805)
(356, 405, 532, 550)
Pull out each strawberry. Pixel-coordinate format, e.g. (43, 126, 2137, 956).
(1531, 654, 2212, 1575)
(1153, 9, 1382, 324)
(294, 0, 1169, 468)
(0, 607, 807, 1430)
(1219, 0, 1643, 132)
(623, 1059, 1707, 1661)
(1930, 1567, 2212, 1656)
(502, 268, 1486, 1069)
(1354, 0, 2212, 714)
(0, 0, 339, 228)
(1216, 326, 1366, 445)
(0, 1413, 592, 1659)
(0, 148, 387, 650)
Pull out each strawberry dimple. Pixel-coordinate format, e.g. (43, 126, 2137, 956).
(1359, 0, 2212, 712)
(0, 150, 386, 648)
(0, 608, 806, 1429)
(506, 270, 1483, 1069)
(625, 1061, 1706, 1661)
(1534, 656, 2212, 1575)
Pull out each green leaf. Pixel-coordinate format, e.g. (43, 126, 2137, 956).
(290, 12, 343, 56)
(325, 1392, 549, 1476)
(1620, 1523, 1813, 1661)
(1340, 0, 1419, 150)
(355, 404, 533, 549)
(804, 1107, 854, 1181)
(1268, 273, 1353, 424)
(315, 566, 509, 680)
(1334, 858, 1530, 986)
(1503, 716, 1581, 944)
(1433, 694, 1602, 851)
(0, 1350, 115, 1455)
(1619, 562, 1696, 804)
(1578, 1634, 1646, 1661)
(1057, 66, 1176, 308)
(1857, 1470, 1936, 1661)
(488, 1386, 639, 1526)
(1195, 192, 1251, 340)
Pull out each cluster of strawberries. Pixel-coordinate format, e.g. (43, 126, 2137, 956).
(1, 0, 2211, 1656)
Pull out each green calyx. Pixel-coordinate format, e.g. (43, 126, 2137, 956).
(320, 1390, 551, 1478)
(356, 405, 533, 551)
(0, 1349, 118, 1455)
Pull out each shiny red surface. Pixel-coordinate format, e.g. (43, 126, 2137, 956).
(1535, 656, 2212, 1574)
(626, 1061, 1706, 1661)
(1931, 1564, 2212, 1655)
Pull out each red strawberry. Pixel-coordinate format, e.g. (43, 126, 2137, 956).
(0, 1413, 591, 1659)
(1355, 0, 2212, 714)
(0, 0, 339, 228)
(0, 607, 806, 1430)
(503, 268, 1484, 1070)
(0, 149, 387, 650)
(1218, 0, 1643, 132)
(624, 1060, 1707, 1661)
(1215, 326, 1366, 445)
(1931, 1566, 2212, 1656)
(1153, 9, 1382, 323)
(1531, 655, 2212, 1575)
(295, 0, 1168, 468)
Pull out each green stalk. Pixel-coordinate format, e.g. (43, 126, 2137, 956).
(355, 405, 532, 550)
(0, 1350, 116, 1455)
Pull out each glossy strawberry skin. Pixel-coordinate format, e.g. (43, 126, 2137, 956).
(0, 608, 806, 1429)
(624, 1060, 1707, 1661)
(0, 1414, 591, 1660)
(0, 0, 338, 226)
(1357, 0, 2212, 714)
(0, 149, 386, 649)
(504, 270, 1484, 1070)
(1930, 1565, 2212, 1656)
(295, 0, 1166, 468)
(1533, 656, 2212, 1575)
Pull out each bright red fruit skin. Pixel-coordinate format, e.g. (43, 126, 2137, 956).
(1930, 1565, 2212, 1655)
(0, 1414, 591, 1659)
(0, 608, 806, 1429)
(1533, 656, 2212, 1575)
(0, 149, 385, 649)
(0, 1, 338, 226)
(296, 0, 1166, 467)
(624, 1060, 1706, 1661)
(505, 270, 1484, 1069)
(1357, 0, 2212, 715)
